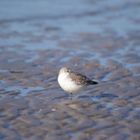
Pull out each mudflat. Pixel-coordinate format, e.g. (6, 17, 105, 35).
(0, 0, 140, 140)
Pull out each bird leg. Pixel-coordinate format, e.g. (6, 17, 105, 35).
(70, 93, 72, 100)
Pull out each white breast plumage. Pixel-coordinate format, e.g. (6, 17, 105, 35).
(58, 73, 83, 93)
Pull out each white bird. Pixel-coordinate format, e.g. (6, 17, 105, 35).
(58, 67, 98, 94)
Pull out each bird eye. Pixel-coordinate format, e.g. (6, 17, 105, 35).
(67, 69, 70, 72)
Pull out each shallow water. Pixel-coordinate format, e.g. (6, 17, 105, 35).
(0, 0, 140, 140)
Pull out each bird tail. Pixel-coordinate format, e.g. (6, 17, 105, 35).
(87, 80, 98, 85)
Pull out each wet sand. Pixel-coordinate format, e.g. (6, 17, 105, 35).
(0, 0, 140, 140)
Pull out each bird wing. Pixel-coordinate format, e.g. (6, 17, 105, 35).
(69, 71, 90, 85)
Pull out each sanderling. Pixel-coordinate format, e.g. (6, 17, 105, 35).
(58, 67, 98, 94)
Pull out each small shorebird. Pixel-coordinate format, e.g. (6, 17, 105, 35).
(58, 67, 98, 95)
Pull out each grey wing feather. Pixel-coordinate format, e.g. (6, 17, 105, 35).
(69, 71, 91, 85)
